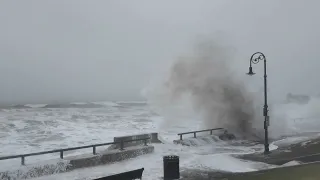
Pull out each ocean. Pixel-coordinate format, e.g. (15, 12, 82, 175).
(1, 99, 320, 179)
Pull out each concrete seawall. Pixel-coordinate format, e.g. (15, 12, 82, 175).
(108, 133, 162, 150)
(67, 146, 154, 170)
(0, 145, 154, 179)
(173, 132, 236, 146)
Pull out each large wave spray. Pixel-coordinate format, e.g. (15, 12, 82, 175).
(144, 39, 265, 139)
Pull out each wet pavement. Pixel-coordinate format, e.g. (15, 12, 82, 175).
(180, 135, 320, 180)
(238, 136, 320, 165)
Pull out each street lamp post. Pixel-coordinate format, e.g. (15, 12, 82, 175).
(247, 52, 270, 154)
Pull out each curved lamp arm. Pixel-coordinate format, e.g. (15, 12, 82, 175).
(247, 52, 266, 75)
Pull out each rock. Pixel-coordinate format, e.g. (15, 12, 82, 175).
(219, 131, 236, 140)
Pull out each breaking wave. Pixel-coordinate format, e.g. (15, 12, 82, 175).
(0, 101, 147, 109)
(144, 38, 261, 140)
(143, 37, 320, 141)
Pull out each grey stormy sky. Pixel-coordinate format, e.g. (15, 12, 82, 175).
(0, 0, 319, 104)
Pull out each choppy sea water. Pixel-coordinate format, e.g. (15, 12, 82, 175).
(1, 100, 320, 179)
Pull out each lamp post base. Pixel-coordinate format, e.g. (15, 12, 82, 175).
(264, 145, 270, 155)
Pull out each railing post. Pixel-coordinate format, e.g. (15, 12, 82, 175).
(194, 132, 196, 138)
(210, 130, 213, 135)
(144, 139, 148, 146)
(93, 146, 96, 155)
(60, 151, 63, 159)
(120, 140, 124, 151)
(21, 156, 25, 165)
(180, 134, 182, 140)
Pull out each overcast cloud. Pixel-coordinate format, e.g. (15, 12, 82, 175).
(0, 0, 319, 104)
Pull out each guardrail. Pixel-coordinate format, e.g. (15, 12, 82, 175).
(0, 137, 150, 165)
(177, 128, 225, 140)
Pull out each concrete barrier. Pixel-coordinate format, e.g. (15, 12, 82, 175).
(108, 133, 162, 150)
(67, 146, 154, 170)
(173, 132, 236, 146)
(0, 146, 154, 180)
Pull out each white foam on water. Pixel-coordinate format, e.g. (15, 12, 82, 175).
(90, 101, 120, 107)
(25, 104, 48, 108)
(280, 160, 301, 167)
(268, 97, 320, 138)
(1, 98, 320, 179)
(0, 104, 158, 159)
(1, 159, 70, 179)
(272, 134, 320, 147)
(31, 143, 271, 180)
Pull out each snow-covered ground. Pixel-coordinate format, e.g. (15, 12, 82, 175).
(1, 99, 320, 179)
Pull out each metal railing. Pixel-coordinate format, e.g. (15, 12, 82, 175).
(177, 128, 225, 140)
(0, 137, 150, 165)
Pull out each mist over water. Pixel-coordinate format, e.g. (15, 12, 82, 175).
(143, 35, 320, 140)
(144, 38, 266, 140)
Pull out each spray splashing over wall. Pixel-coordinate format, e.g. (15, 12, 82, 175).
(144, 39, 264, 140)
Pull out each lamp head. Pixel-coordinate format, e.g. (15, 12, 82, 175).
(247, 67, 255, 76)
